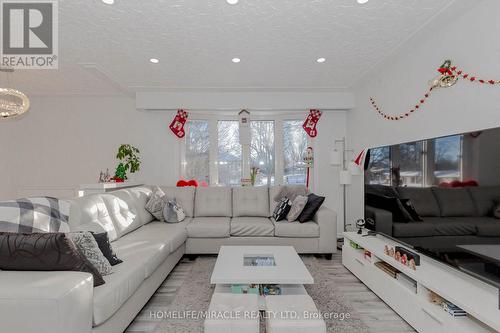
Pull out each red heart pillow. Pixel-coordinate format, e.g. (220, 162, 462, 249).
(187, 179, 199, 187)
(176, 180, 189, 187)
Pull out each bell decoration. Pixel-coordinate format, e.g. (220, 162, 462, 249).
(429, 59, 458, 89)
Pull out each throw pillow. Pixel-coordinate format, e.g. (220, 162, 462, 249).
(163, 199, 186, 223)
(298, 193, 325, 223)
(273, 197, 292, 221)
(70, 232, 113, 276)
(365, 192, 414, 222)
(273, 185, 309, 202)
(0, 197, 70, 233)
(145, 187, 168, 221)
(286, 195, 308, 222)
(91, 232, 122, 266)
(400, 199, 423, 222)
(0, 232, 105, 286)
(493, 199, 500, 218)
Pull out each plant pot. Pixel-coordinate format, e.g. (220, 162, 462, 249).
(115, 178, 124, 183)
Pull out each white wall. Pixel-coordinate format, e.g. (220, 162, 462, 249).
(346, 0, 500, 222)
(0, 96, 180, 199)
(0, 95, 347, 235)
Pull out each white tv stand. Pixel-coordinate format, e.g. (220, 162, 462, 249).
(342, 232, 500, 333)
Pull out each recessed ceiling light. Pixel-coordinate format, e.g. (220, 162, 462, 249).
(102, 0, 114, 4)
(232, 58, 241, 63)
(149, 58, 159, 64)
(226, 0, 239, 4)
(316, 57, 326, 63)
(357, 0, 369, 4)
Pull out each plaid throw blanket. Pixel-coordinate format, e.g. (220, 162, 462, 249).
(0, 197, 70, 233)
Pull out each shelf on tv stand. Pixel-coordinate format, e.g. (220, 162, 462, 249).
(342, 232, 500, 333)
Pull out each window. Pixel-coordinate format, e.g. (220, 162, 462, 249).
(365, 147, 391, 185)
(283, 120, 308, 185)
(217, 121, 242, 186)
(392, 142, 424, 187)
(250, 121, 275, 186)
(185, 121, 210, 184)
(433, 135, 462, 184)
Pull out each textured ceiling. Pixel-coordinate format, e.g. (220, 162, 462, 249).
(2, 0, 463, 95)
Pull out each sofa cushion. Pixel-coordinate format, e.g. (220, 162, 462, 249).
(432, 188, 478, 217)
(101, 191, 145, 238)
(365, 193, 414, 222)
(69, 195, 119, 241)
(272, 219, 319, 238)
(232, 187, 270, 217)
(124, 187, 154, 225)
(230, 217, 274, 237)
(396, 187, 440, 217)
(468, 186, 500, 216)
(92, 242, 147, 325)
(432, 220, 477, 236)
(122, 219, 190, 254)
(195, 187, 232, 217)
(476, 223, 500, 237)
(159, 186, 196, 217)
(113, 234, 169, 280)
(187, 217, 230, 238)
(392, 222, 435, 237)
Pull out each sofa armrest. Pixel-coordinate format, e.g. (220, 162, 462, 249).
(0, 271, 93, 333)
(313, 206, 337, 253)
(365, 205, 393, 236)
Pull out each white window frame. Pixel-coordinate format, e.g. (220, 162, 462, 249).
(180, 112, 314, 189)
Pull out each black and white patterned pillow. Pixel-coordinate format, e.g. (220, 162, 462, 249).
(273, 197, 292, 221)
(145, 187, 168, 221)
(70, 231, 113, 276)
(0, 197, 70, 233)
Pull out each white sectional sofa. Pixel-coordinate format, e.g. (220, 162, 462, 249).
(0, 185, 336, 333)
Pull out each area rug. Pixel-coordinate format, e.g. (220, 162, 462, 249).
(151, 256, 370, 333)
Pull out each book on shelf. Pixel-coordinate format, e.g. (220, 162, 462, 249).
(443, 301, 467, 317)
(375, 261, 400, 278)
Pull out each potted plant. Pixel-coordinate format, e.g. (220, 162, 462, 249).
(114, 144, 140, 182)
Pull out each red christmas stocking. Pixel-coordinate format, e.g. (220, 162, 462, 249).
(302, 109, 322, 137)
(169, 109, 189, 138)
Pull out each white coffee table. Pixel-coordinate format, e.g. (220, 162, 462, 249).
(210, 246, 314, 310)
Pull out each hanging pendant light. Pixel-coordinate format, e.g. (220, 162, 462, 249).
(0, 68, 30, 119)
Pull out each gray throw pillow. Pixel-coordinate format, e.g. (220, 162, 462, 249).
(287, 195, 308, 222)
(145, 187, 168, 221)
(163, 199, 186, 223)
(70, 231, 113, 276)
(274, 185, 309, 203)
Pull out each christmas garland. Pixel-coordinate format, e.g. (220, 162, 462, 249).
(370, 60, 499, 121)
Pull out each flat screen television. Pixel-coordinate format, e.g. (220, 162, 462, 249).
(364, 126, 500, 288)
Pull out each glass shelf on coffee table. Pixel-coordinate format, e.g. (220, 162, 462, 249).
(210, 246, 314, 310)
